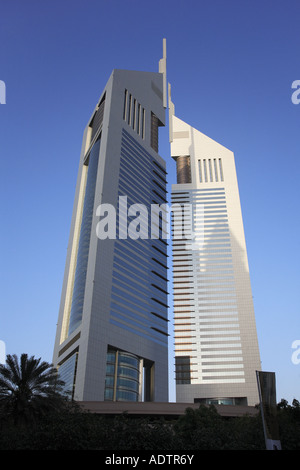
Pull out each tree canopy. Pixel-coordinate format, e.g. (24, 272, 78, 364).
(0, 353, 68, 426)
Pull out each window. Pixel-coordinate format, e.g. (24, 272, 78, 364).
(213, 158, 218, 181)
(132, 99, 136, 130)
(123, 89, 128, 120)
(128, 94, 132, 125)
(203, 159, 208, 182)
(175, 356, 191, 384)
(104, 347, 141, 402)
(219, 158, 224, 181)
(151, 112, 159, 151)
(198, 160, 203, 183)
(208, 159, 213, 182)
(142, 108, 145, 139)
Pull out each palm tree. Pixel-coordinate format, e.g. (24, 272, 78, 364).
(0, 353, 67, 425)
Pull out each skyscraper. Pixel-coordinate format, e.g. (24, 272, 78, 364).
(169, 86, 261, 406)
(53, 43, 169, 402)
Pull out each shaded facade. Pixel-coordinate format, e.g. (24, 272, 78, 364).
(53, 47, 169, 402)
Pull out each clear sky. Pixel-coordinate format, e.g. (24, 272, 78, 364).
(1, 0, 299, 404)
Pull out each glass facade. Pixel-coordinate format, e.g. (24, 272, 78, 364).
(175, 356, 191, 384)
(195, 397, 247, 406)
(53, 67, 170, 404)
(109, 129, 169, 347)
(58, 352, 78, 398)
(68, 137, 101, 335)
(104, 347, 140, 401)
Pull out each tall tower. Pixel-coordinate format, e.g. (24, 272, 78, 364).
(169, 86, 261, 406)
(53, 43, 169, 402)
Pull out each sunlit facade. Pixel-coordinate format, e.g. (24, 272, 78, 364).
(169, 87, 261, 406)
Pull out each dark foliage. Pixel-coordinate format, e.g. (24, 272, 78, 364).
(1, 400, 299, 450)
(0, 354, 69, 427)
(0, 355, 299, 450)
(276, 398, 300, 450)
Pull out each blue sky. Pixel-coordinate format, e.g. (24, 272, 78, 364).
(1, 0, 299, 404)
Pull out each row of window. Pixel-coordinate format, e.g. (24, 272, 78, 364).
(173, 239, 231, 247)
(198, 158, 224, 183)
(172, 186, 245, 385)
(172, 195, 226, 202)
(174, 156, 225, 186)
(123, 89, 162, 153)
(174, 187, 225, 193)
(174, 248, 231, 255)
(113, 247, 167, 309)
(109, 130, 168, 346)
(123, 89, 145, 139)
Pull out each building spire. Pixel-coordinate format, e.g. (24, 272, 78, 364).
(168, 82, 175, 143)
(159, 38, 167, 108)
